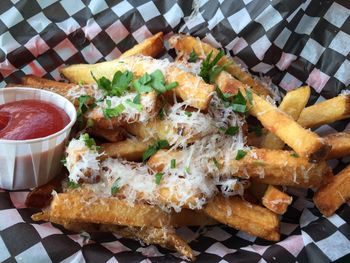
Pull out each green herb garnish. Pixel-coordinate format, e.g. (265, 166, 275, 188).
(134, 70, 178, 94)
(213, 158, 220, 169)
(142, 140, 170, 162)
(77, 95, 93, 125)
(92, 70, 133, 97)
(188, 49, 198, 63)
(225, 126, 239, 136)
(235, 149, 247, 160)
(290, 153, 299, 158)
(184, 166, 190, 174)
(184, 111, 192, 117)
(170, 159, 176, 169)
(68, 180, 79, 189)
(111, 177, 121, 195)
(155, 172, 164, 185)
(199, 50, 225, 83)
(125, 99, 143, 111)
(103, 100, 125, 118)
(82, 133, 96, 149)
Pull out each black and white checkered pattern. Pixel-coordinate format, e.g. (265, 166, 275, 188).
(0, 0, 350, 262)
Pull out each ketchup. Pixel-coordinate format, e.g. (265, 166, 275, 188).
(0, 99, 70, 140)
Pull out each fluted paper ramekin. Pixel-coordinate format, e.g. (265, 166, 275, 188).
(0, 87, 76, 190)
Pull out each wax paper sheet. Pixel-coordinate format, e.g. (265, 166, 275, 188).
(0, 1, 350, 262)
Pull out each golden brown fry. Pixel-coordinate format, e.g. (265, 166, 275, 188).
(148, 149, 329, 188)
(314, 165, 350, 217)
(60, 56, 214, 110)
(298, 94, 350, 128)
(120, 32, 164, 58)
(260, 86, 310, 150)
(169, 34, 270, 97)
(21, 75, 75, 98)
(35, 190, 173, 227)
(25, 173, 65, 208)
(250, 93, 330, 162)
(204, 195, 280, 241)
(214, 70, 245, 95)
(61, 223, 195, 261)
(324, 132, 350, 160)
(88, 127, 125, 142)
(101, 138, 153, 161)
(262, 185, 292, 215)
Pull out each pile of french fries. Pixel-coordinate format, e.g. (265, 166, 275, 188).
(17, 32, 350, 261)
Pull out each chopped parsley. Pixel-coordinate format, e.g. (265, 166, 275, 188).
(133, 70, 178, 94)
(246, 88, 253, 105)
(111, 178, 121, 195)
(158, 107, 165, 120)
(142, 140, 170, 162)
(213, 158, 220, 169)
(184, 111, 192, 117)
(86, 118, 94, 128)
(67, 180, 79, 189)
(216, 87, 251, 114)
(125, 99, 143, 111)
(290, 153, 299, 158)
(82, 133, 96, 149)
(184, 166, 190, 174)
(225, 126, 239, 136)
(77, 95, 93, 125)
(188, 49, 198, 63)
(92, 70, 133, 97)
(199, 50, 225, 84)
(60, 157, 67, 165)
(235, 149, 247, 160)
(103, 99, 125, 118)
(170, 159, 176, 169)
(155, 172, 164, 185)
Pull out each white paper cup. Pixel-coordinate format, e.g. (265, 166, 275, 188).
(0, 87, 76, 190)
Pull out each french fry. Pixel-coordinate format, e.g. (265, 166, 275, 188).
(262, 185, 293, 215)
(148, 149, 329, 188)
(260, 86, 310, 150)
(297, 94, 350, 128)
(120, 32, 164, 58)
(314, 164, 350, 217)
(324, 132, 350, 160)
(100, 139, 153, 161)
(168, 34, 270, 97)
(88, 127, 125, 142)
(204, 195, 280, 241)
(25, 173, 65, 208)
(21, 75, 75, 99)
(250, 93, 331, 162)
(57, 222, 195, 261)
(60, 55, 214, 110)
(34, 190, 173, 228)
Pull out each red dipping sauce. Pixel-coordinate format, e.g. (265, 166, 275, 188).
(0, 99, 70, 140)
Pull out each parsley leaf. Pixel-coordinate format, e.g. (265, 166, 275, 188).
(77, 95, 93, 125)
(170, 159, 176, 169)
(133, 94, 141, 104)
(290, 153, 299, 158)
(86, 118, 94, 128)
(142, 140, 170, 162)
(199, 50, 225, 83)
(67, 180, 79, 189)
(246, 88, 253, 105)
(103, 100, 125, 118)
(133, 70, 178, 94)
(235, 150, 247, 160)
(111, 178, 121, 195)
(225, 126, 239, 136)
(155, 172, 164, 185)
(158, 107, 165, 120)
(125, 99, 143, 111)
(213, 158, 220, 169)
(188, 49, 198, 63)
(231, 90, 247, 113)
(184, 111, 192, 117)
(82, 133, 96, 149)
(92, 70, 133, 97)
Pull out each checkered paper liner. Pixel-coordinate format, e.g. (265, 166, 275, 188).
(0, 0, 350, 262)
